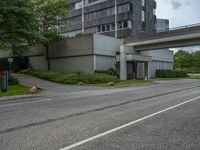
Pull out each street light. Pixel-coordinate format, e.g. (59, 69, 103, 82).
(115, 0, 117, 39)
(82, 0, 85, 33)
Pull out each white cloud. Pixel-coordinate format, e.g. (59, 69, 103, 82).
(155, 0, 200, 51)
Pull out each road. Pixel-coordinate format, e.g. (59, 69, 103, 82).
(0, 79, 200, 150)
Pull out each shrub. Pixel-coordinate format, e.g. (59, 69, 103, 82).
(0, 57, 28, 72)
(156, 70, 188, 78)
(95, 68, 117, 76)
(0, 74, 19, 86)
(8, 75, 19, 85)
(22, 69, 119, 84)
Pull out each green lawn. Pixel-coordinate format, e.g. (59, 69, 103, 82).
(87, 80, 153, 87)
(151, 78, 184, 81)
(188, 76, 200, 79)
(0, 85, 29, 97)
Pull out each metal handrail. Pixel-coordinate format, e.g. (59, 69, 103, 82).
(156, 23, 200, 33)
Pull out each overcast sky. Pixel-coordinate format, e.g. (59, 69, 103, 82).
(156, 0, 200, 27)
(156, 0, 200, 52)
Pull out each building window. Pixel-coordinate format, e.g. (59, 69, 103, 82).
(106, 24, 110, 31)
(153, 8, 156, 15)
(74, 0, 108, 10)
(102, 25, 106, 32)
(111, 23, 115, 30)
(118, 22, 123, 29)
(142, 22, 146, 32)
(97, 26, 101, 32)
(142, 10, 145, 22)
(75, 1, 82, 9)
(96, 20, 132, 33)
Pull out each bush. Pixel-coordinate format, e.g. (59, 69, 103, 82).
(22, 69, 119, 84)
(0, 74, 19, 86)
(0, 57, 28, 72)
(156, 70, 188, 78)
(8, 75, 19, 85)
(95, 68, 117, 76)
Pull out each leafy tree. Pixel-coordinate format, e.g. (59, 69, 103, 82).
(0, 0, 40, 56)
(174, 50, 192, 69)
(191, 51, 200, 68)
(35, 0, 70, 70)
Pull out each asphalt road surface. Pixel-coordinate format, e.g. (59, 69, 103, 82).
(0, 79, 200, 150)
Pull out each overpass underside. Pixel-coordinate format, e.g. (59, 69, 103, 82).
(120, 25, 200, 80)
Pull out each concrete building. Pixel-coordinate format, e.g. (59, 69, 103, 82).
(61, 0, 157, 38)
(156, 18, 169, 32)
(0, 1, 175, 80)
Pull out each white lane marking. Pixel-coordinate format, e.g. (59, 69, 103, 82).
(59, 95, 200, 150)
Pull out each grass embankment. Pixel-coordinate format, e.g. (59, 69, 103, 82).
(188, 76, 200, 79)
(21, 69, 119, 84)
(0, 85, 29, 97)
(88, 80, 152, 87)
(21, 69, 153, 87)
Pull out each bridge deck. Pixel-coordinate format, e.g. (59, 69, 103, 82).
(125, 24, 200, 44)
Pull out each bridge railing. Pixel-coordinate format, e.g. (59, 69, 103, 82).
(156, 23, 200, 33)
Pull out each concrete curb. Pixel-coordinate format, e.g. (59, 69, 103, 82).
(0, 94, 40, 102)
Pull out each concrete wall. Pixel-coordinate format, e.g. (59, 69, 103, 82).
(140, 49, 174, 62)
(50, 56, 94, 72)
(28, 34, 95, 72)
(28, 34, 122, 72)
(95, 55, 115, 70)
(140, 49, 174, 78)
(93, 34, 123, 70)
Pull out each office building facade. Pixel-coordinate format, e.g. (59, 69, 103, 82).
(61, 0, 157, 38)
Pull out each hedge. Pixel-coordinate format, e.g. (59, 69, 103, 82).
(156, 70, 188, 78)
(21, 69, 119, 84)
(95, 68, 117, 76)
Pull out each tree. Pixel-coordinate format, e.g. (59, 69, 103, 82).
(191, 51, 200, 68)
(174, 50, 192, 69)
(35, 0, 70, 70)
(0, 0, 40, 56)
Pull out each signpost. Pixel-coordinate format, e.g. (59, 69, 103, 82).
(8, 58, 14, 73)
(0, 70, 8, 92)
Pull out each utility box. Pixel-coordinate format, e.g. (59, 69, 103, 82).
(0, 70, 8, 92)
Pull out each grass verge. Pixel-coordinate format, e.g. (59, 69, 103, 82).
(0, 85, 29, 97)
(188, 76, 200, 79)
(87, 80, 153, 87)
(21, 69, 119, 84)
(151, 78, 184, 81)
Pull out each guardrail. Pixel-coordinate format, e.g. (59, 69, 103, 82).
(156, 23, 200, 33)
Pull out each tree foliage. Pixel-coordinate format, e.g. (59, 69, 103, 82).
(34, 0, 70, 70)
(174, 50, 200, 71)
(0, 0, 41, 56)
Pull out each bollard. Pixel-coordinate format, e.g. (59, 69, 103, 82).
(0, 70, 8, 92)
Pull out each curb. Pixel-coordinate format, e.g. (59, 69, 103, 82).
(0, 94, 40, 103)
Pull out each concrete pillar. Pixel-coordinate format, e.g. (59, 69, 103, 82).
(144, 62, 149, 80)
(120, 45, 127, 80)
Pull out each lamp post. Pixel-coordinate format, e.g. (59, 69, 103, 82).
(82, 0, 85, 33)
(115, 0, 117, 39)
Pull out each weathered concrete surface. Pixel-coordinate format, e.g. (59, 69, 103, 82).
(0, 79, 200, 150)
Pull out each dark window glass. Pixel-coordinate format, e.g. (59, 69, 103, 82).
(106, 24, 110, 31)
(97, 26, 101, 32)
(111, 23, 115, 30)
(102, 25, 106, 32)
(124, 21, 128, 28)
(118, 22, 123, 29)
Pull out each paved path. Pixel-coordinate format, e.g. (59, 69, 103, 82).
(13, 73, 105, 95)
(0, 79, 200, 150)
